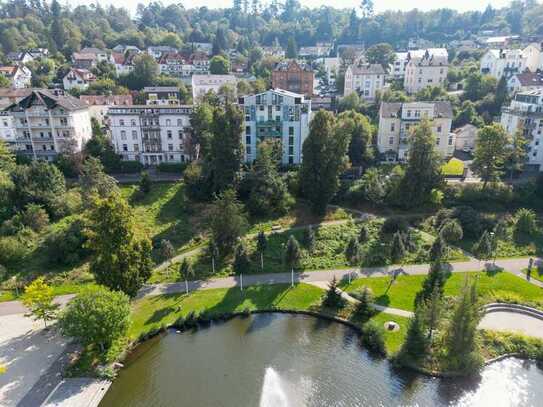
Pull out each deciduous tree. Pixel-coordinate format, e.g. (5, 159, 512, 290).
(22, 278, 58, 328)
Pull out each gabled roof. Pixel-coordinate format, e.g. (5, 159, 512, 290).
(65, 68, 96, 81)
(349, 63, 385, 75)
(4, 89, 88, 112)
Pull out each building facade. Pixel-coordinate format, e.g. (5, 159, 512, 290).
(404, 51, 448, 94)
(2, 89, 92, 161)
(507, 71, 543, 94)
(377, 101, 454, 161)
(239, 89, 311, 165)
(271, 60, 314, 96)
(391, 48, 448, 79)
(343, 63, 385, 100)
(501, 89, 543, 171)
(454, 124, 478, 153)
(80, 94, 133, 127)
(143, 87, 182, 105)
(0, 65, 31, 89)
(108, 105, 193, 165)
(191, 74, 237, 101)
(63, 68, 96, 91)
(480, 49, 527, 80)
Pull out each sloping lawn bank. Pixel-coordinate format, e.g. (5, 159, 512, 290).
(129, 283, 408, 355)
(341, 271, 543, 312)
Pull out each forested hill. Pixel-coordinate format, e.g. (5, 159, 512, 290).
(0, 0, 542, 60)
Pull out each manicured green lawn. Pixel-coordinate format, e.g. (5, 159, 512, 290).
(341, 271, 543, 311)
(129, 283, 408, 355)
(441, 158, 465, 176)
(0, 281, 98, 302)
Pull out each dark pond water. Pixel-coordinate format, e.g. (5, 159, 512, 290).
(100, 313, 543, 407)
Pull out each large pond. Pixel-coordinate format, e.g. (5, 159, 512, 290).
(100, 313, 543, 407)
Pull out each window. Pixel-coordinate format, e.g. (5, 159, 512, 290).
(289, 146, 294, 155)
(50, 145, 54, 150)
(389, 136, 394, 145)
(177, 119, 182, 126)
(289, 127, 294, 136)
(178, 130, 183, 139)
(391, 123, 395, 131)
(246, 126, 251, 135)
(123, 144, 128, 151)
(437, 126, 442, 133)
(131, 119, 136, 126)
(448, 136, 453, 146)
(121, 130, 126, 140)
(289, 136, 294, 145)
(168, 144, 173, 151)
(246, 136, 251, 144)
(288, 156, 294, 164)
(179, 144, 183, 151)
(246, 146, 251, 154)
(120, 119, 125, 126)
(166, 119, 171, 126)
(167, 130, 172, 139)
(132, 130, 137, 139)
(436, 138, 440, 145)
(134, 144, 139, 152)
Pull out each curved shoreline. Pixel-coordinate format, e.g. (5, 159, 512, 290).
(119, 309, 539, 380)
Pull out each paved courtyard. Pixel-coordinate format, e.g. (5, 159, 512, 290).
(0, 314, 69, 406)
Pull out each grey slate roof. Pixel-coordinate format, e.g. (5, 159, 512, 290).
(380, 101, 453, 118)
(4, 89, 88, 112)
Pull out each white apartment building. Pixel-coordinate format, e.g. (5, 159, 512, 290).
(239, 89, 311, 165)
(2, 89, 92, 161)
(0, 114, 17, 150)
(523, 43, 543, 73)
(390, 48, 448, 79)
(404, 51, 448, 94)
(507, 71, 543, 95)
(79, 95, 133, 127)
(377, 101, 454, 161)
(108, 105, 193, 165)
(480, 49, 527, 80)
(192, 74, 237, 101)
(344, 64, 385, 100)
(501, 89, 543, 171)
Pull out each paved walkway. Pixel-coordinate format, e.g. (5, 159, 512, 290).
(479, 311, 543, 339)
(140, 257, 540, 299)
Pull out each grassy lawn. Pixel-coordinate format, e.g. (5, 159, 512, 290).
(164, 219, 467, 282)
(456, 233, 542, 259)
(0, 280, 98, 302)
(341, 271, 543, 311)
(441, 158, 465, 176)
(120, 182, 207, 253)
(129, 283, 408, 355)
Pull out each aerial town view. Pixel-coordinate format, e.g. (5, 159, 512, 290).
(1, 0, 543, 405)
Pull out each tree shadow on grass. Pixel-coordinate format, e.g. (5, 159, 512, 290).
(375, 294, 391, 308)
(145, 306, 179, 326)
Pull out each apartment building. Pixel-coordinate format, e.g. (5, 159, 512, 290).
(523, 43, 543, 72)
(0, 114, 16, 150)
(143, 87, 182, 105)
(271, 60, 314, 96)
(191, 74, 237, 101)
(79, 94, 133, 126)
(343, 63, 385, 100)
(377, 101, 454, 161)
(2, 89, 92, 160)
(238, 89, 311, 165)
(479, 49, 527, 80)
(404, 51, 448, 94)
(501, 89, 543, 171)
(108, 105, 193, 165)
(507, 71, 543, 94)
(390, 48, 448, 79)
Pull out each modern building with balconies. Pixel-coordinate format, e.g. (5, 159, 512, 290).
(108, 105, 193, 165)
(1, 89, 92, 161)
(239, 89, 311, 165)
(501, 89, 543, 171)
(377, 101, 454, 161)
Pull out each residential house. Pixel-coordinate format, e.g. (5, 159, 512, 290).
(80, 94, 133, 126)
(261, 46, 285, 58)
(404, 50, 448, 94)
(484, 35, 520, 48)
(454, 124, 478, 152)
(111, 51, 138, 76)
(158, 52, 209, 78)
(272, 60, 314, 96)
(147, 46, 179, 60)
(108, 104, 193, 165)
(344, 63, 385, 100)
(479, 49, 527, 80)
(190, 42, 213, 55)
(238, 89, 311, 165)
(72, 52, 98, 69)
(298, 43, 332, 59)
(191, 74, 237, 101)
(501, 89, 543, 171)
(62, 68, 96, 91)
(407, 38, 435, 50)
(314, 57, 340, 94)
(377, 101, 454, 161)
(80, 48, 110, 63)
(0, 65, 32, 89)
(112, 45, 141, 54)
(507, 71, 543, 94)
(2, 89, 92, 161)
(7, 51, 35, 65)
(391, 48, 448, 79)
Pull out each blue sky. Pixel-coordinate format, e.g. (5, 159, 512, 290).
(67, 0, 513, 15)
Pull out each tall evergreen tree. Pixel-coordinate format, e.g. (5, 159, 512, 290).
(345, 236, 361, 266)
(86, 193, 153, 297)
(209, 189, 248, 254)
(444, 278, 483, 373)
(286, 36, 298, 58)
(397, 119, 443, 208)
(300, 110, 350, 215)
(256, 231, 267, 271)
(390, 231, 406, 264)
(210, 103, 244, 194)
